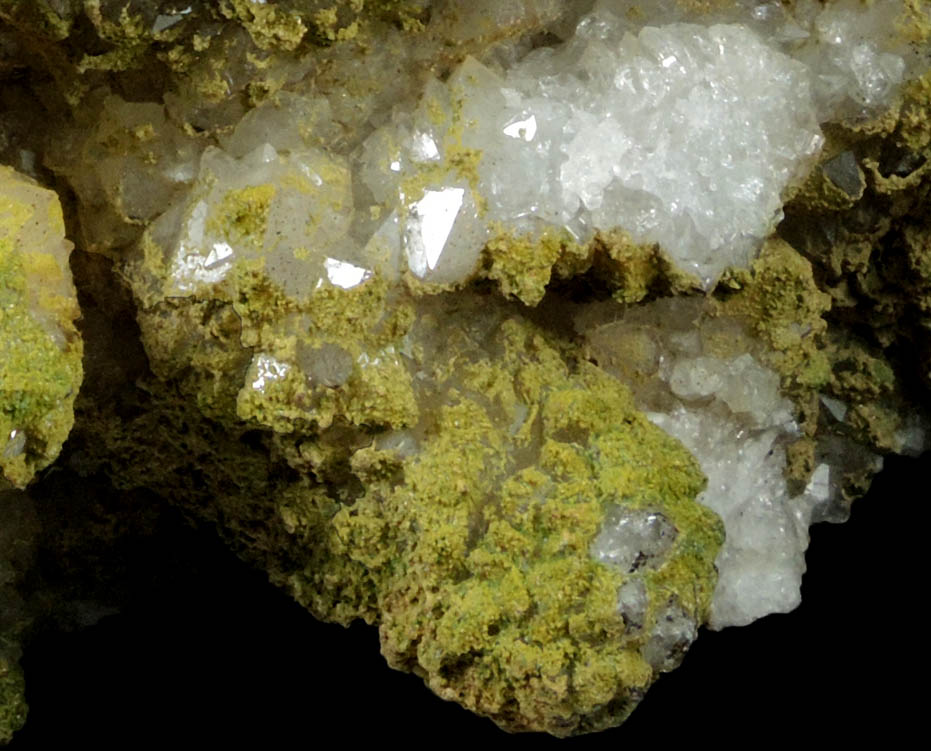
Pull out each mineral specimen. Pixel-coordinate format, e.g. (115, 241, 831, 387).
(0, 0, 929, 741)
(0, 167, 82, 490)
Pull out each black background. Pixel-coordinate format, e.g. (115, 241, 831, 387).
(10, 452, 924, 747)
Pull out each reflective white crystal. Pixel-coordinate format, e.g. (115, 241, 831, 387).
(615, 577, 648, 630)
(401, 185, 488, 284)
(2, 431, 26, 461)
(121, 0, 918, 638)
(405, 188, 466, 276)
(649, 408, 813, 628)
(361, 16, 825, 285)
(140, 0, 916, 302)
(324, 258, 372, 289)
(151, 144, 362, 299)
(249, 353, 291, 393)
(152, 6, 192, 33)
(820, 394, 849, 422)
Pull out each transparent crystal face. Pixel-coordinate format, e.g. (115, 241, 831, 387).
(404, 187, 467, 277)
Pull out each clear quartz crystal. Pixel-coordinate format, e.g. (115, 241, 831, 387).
(2, 431, 26, 461)
(591, 507, 678, 574)
(616, 577, 648, 630)
(642, 601, 698, 672)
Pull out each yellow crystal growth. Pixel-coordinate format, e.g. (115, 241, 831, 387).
(0, 166, 82, 488)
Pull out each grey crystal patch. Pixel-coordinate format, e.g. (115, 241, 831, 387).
(2, 430, 26, 460)
(822, 150, 864, 197)
(642, 600, 698, 673)
(616, 577, 648, 631)
(590, 507, 678, 574)
(296, 341, 354, 388)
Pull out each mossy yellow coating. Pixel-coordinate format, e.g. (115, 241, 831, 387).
(0, 0, 74, 41)
(898, 0, 931, 43)
(784, 435, 817, 492)
(232, 269, 419, 432)
(789, 154, 866, 213)
(0, 656, 26, 745)
(132, 243, 420, 435)
(0, 167, 82, 489)
(900, 72, 931, 151)
(715, 239, 833, 392)
(482, 227, 573, 306)
(0, 0, 434, 132)
(7, 0, 931, 739)
(904, 219, 931, 315)
(310, 311, 723, 736)
(213, 184, 277, 248)
(776, 59, 931, 451)
(596, 229, 704, 303)
(710, 240, 842, 484)
(85, 247, 724, 736)
(74, 1, 151, 74)
(481, 226, 703, 307)
(819, 332, 911, 451)
(220, 0, 307, 51)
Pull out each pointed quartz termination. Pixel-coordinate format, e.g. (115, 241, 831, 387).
(141, 142, 375, 301)
(359, 17, 825, 288)
(402, 185, 488, 284)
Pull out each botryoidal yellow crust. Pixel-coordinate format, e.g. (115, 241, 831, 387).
(0, 167, 82, 490)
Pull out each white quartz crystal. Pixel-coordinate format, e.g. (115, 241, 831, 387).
(642, 601, 699, 672)
(148, 143, 373, 300)
(362, 19, 823, 285)
(139, 0, 916, 297)
(580, 297, 876, 629)
(648, 407, 818, 628)
(248, 353, 292, 393)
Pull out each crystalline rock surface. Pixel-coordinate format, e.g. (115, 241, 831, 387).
(1, 0, 929, 740)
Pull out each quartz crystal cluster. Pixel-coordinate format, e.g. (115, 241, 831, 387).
(582, 296, 866, 627)
(362, 21, 823, 285)
(117, 0, 920, 296)
(0, 0, 929, 740)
